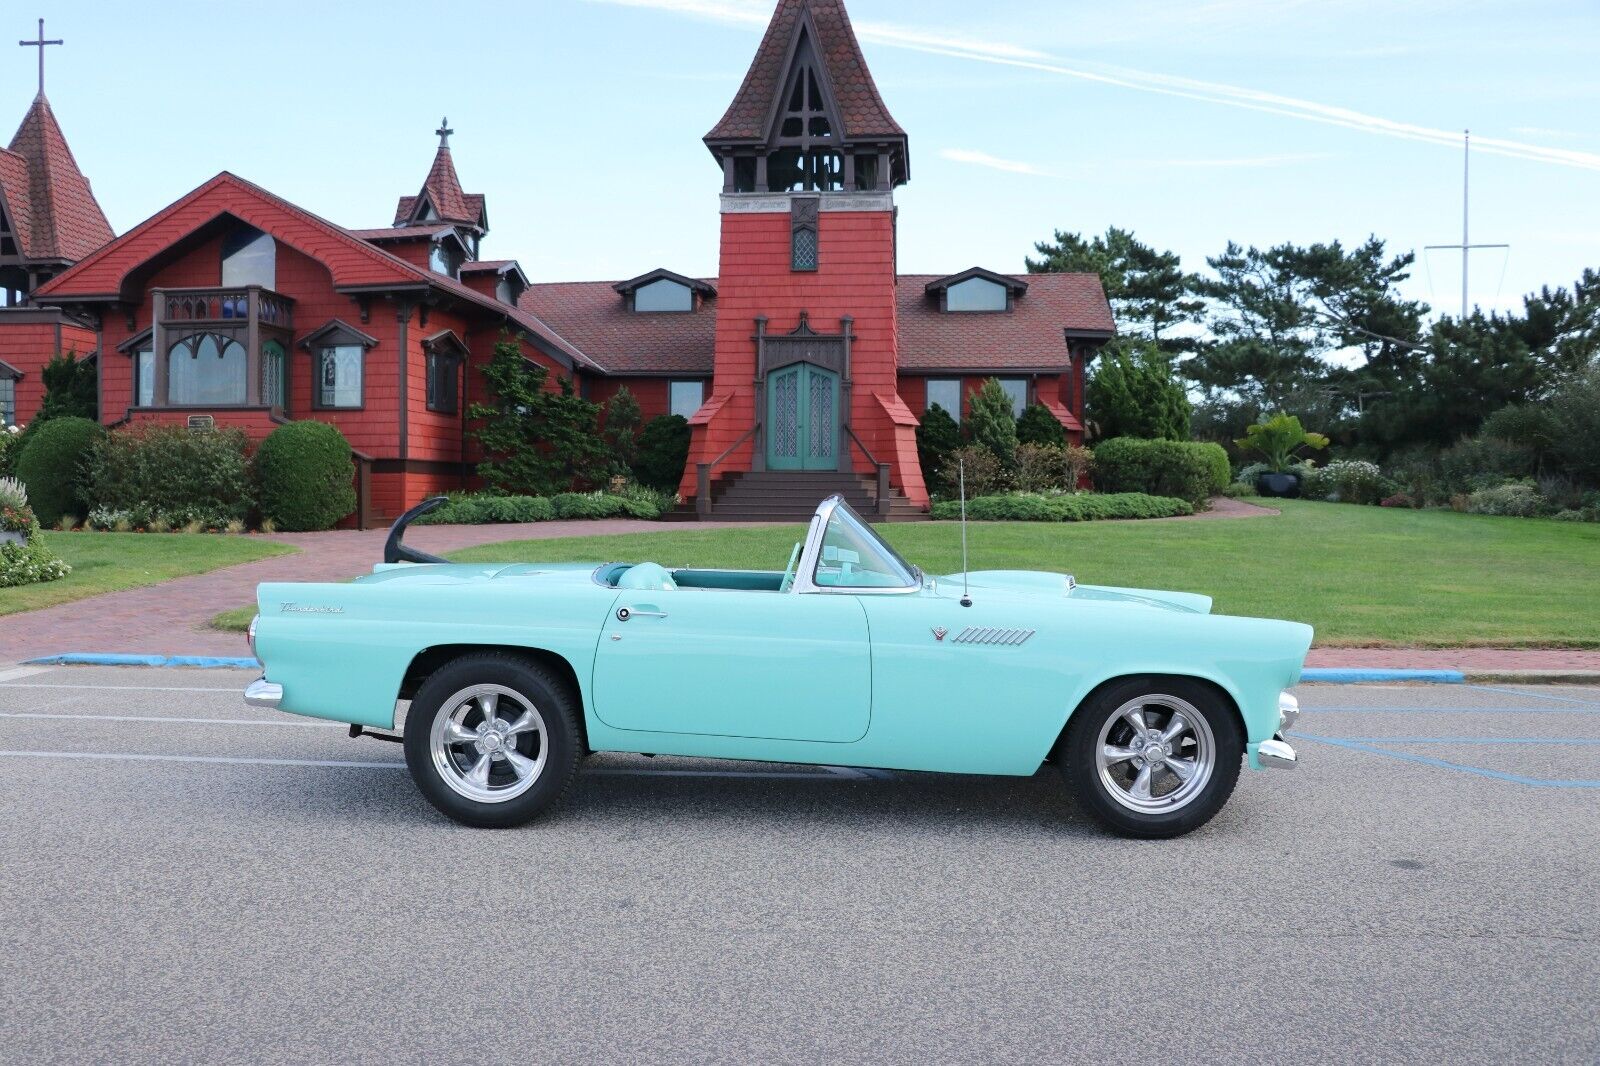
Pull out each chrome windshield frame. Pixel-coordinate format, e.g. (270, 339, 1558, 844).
(791, 495, 922, 596)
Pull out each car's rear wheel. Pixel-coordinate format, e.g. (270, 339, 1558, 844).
(403, 653, 580, 828)
(1060, 676, 1242, 839)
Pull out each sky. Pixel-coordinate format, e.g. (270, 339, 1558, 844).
(10, 0, 1598, 319)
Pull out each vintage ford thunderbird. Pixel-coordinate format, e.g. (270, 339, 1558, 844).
(245, 495, 1308, 837)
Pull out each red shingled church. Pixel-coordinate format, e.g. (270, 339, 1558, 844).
(0, 0, 1113, 523)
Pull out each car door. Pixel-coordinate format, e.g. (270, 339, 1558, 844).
(591, 587, 871, 743)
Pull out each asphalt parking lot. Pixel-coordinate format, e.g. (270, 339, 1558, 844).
(1, 666, 1597, 1064)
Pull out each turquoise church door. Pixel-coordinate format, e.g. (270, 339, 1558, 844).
(766, 363, 839, 470)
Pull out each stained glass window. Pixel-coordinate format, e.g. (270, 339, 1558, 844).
(318, 345, 363, 408)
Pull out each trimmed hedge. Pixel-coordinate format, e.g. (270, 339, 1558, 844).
(1091, 437, 1229, 507)
(416, 485, 676, 526)
(931, 491, 1193, 522)
(84, 425, 254, 522)
(256, 421, 357, 532)
(416, 495, 557, 525)
(15, 416, 104, 525)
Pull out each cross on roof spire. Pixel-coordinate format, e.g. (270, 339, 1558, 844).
(18, 18, 62, 97)
(436, 117, 453, 149)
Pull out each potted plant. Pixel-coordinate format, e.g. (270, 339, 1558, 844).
(1236, 414, 1329, 498)
(0, 476, 34, 546)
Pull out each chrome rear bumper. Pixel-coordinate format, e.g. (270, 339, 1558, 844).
(244, 678, 283, 710)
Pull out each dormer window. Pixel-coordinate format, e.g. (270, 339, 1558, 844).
(429, 239, 462, 279)
(947, 277, 1009, 312)
(927, 269, 1027, 313)
(614, 270, 714, 313)
(634, 279, 693, 313)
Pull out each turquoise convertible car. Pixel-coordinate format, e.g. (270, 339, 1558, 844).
(246, 495, 1308, 838)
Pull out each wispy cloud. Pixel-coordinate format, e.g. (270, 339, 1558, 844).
(1511, 126, 1589, 141)
(938, 148, 1049, 176)
(582, 0, 1600, 173)
(1141, 151, 1333, 168)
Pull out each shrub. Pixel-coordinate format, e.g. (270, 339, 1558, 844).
(635, 414, 691, 493)
(1465, 482, 1546, 518)
(415, 494, 557, 526)
(15, 416, 104, 525)
(0, 536, 71, 586)
(1092, 437, 1230, 507)
(1085, 341, 1191, 441)
(1016, 403, 1067, 448)
(84, 425, 254, 521)
(551, 492, 628, 519)
(916, 403, 962, 497)
(1222, 482, 1259, 499)
(603, 386, 643, 476)
(0, 475, 30, 532)
(256, 421, 356, 532)
(1380, 492, 1416, 509)
(611, 482, 677, 519)
(937, 445, 1007, 498)
(931, 491, 1193, 522)
(1438, 437, 1536, 497)
(1014, 443, 1093, 493)
(965, 378, 1019, 466)
(1300, 460, 1390, 505)
(37, 350, 98, 422)
(0, 425, 22, 478)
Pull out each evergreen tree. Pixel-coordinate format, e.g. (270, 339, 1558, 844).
(603, 386, 643, 477)
(467, 333, 608, 496)
(1016, 403, 1067, 447)
(916, 402, 962, 496)
(635, 414, 692, 494)
(965, 378, 1019, 466)
(37, 350, 98, 422)
(1028, 226, 1205, 355)
(1086, 341, 1192, 441)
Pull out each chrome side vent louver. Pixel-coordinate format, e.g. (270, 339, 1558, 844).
(953, 627, 1035, 646)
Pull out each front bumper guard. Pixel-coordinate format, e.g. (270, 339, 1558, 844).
(244, 678, 283, 710)
(1257, 736, 1297, 769)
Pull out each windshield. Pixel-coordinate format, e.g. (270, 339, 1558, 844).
(812, 500, 919, 590)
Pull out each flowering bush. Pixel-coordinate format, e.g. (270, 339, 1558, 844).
(1301, 460, 1391, 505)
(0, 478, 70, 587)
(0, 475, 31, 533)
(1465, 482, 1547, 518)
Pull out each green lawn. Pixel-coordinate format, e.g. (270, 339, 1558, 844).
(209, 605, 258, 632)
(1, 533, 296, 617)
(448, 501, 1600, 648)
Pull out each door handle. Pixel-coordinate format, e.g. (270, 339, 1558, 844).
(617, 607, 668, 621)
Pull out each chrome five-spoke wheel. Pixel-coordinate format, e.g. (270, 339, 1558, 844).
(1061, 677, 1243, 838)
(404, 654, 580, 828)
(1095, 694, 1215, 814)
(430, 685, 549, 803)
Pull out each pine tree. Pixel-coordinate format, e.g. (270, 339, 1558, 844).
(37, 350, 98, 422)
(467, 333, 609, 496)
(1016, 403, 1067, 447)
(965, 378, 1019, 466)
(916, 402, 962, 496)
(1086, 341, 1192, 441)
(603, 386, 643, 477)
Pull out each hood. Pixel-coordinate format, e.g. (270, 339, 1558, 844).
(945, 570, 1212, 614)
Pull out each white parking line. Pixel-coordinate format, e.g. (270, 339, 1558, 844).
(0, 712, 340, 729)
(0, 683, 244, 693)
(0, 667, 51, 683)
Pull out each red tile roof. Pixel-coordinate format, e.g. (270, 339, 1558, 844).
(346, 224, 454, 242)
(896, 273, 1114, 372)
(392, 148, 485, 229)
(519, 280, 717, 376)
(0, 95, 114, 262)
(706, 0, 904, 143)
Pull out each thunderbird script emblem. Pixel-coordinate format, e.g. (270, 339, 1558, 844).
(931, 627, 948, 642)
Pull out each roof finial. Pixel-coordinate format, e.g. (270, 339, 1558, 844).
(436, 116, 453, 149)
(18, 18, 62, 98)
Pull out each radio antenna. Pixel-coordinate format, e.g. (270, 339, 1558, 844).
(959, 458, 972, 607)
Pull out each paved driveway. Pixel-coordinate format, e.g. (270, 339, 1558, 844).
(1, 668, 1595, 1063)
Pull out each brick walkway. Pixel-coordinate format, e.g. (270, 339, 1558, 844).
(0, 520, 733, 664)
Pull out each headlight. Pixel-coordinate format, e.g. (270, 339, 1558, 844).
(246, 614, 259, 657)
(1278, 691, 1300, 733)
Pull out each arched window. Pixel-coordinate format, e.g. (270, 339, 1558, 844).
(167, 334, 247, 406)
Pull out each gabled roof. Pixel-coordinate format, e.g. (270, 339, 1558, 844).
(0, 94, 114, 263)
(519, 280, 717, 376)
(925, 266, 1029, 297)
(393, 146, 487, 231)
(897, 272, 1115, 372)
(706, 0, 905, 145)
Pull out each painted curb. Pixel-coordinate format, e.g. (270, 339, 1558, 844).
(1299, 668, 1465, 684)
(24, 653, 261, 670)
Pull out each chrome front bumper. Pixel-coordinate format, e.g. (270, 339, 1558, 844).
(244, 678, 283, 709)
(1258, 690, 1300, 769)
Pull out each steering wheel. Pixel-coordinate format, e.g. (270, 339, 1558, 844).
(779, 542, 803, 593)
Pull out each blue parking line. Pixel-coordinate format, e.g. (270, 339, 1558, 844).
(1300, 668, 1463, 684)
(1465, 685, 1600, 708)
(1297, 734, 1600, 788)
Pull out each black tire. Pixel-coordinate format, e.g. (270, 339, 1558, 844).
(1059, 675, 1242, 839)
(403, 652, 581, 828)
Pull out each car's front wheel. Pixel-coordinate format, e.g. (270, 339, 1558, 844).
(1060, 676, 1242, 838)
(403, 653, 580, 828)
